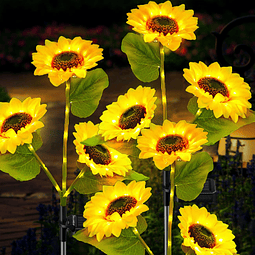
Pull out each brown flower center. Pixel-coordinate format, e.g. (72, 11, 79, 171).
(189, 224, 216, 249)
(156, 135, 188, 154)
(51, 51, 84, 71)
(106, 196, 137, 217)
(84, 145, 111, 165)
(119, 105, 146, 130)
(1, 113, 33, 133)
(198, 77, 229, 98)
(146, 16, 179, 36)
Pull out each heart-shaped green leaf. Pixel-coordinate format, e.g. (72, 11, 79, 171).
(73, 215, 147, 255)
(74, 165, 149, 194)
(188, 96, 255, 145)
(121, 33, 160, 83)
(0, 132, 42, 181)
(175, 151, 214, 201)
(70, 68, 109, 118)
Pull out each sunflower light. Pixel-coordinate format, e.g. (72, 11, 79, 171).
(99, 85, 157, 141)
(178, 205, 237, 255)
(0, 97, 46, 154)
(32, 36, 103, 86)
(0, 1, 254, 255)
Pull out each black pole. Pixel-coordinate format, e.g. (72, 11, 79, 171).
(163, 170, 170, 255)
(60, 206, 67, 255)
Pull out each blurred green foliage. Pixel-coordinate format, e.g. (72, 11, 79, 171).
(0, 87, 10, 102)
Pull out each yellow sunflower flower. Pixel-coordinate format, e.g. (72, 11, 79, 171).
(83, 180, 151, 242)
(178, 204, 237, 255)
(184, 61, 252, 123)
(73, 121, 132, 177)
(127, 1, 198, 51)
(0, 97, 47, 154)
(32, 36, 103, 87)
(98, 86, 157, 142)
(137, 119, 208, 170)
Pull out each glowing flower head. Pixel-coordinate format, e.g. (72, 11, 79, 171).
(127, 1, 198, 51)
(178, 204, 237, 255)
(184, 61, 252, 123)
(84, 180, 151, 242)
(99, 86, 157, 141)
(32, 36, 103, 86)
(0, 97, 47, 154)
(73, 121, 132, 177)
(137, 119, 208, 170)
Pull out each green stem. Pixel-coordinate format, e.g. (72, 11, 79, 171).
(167, 162, 176, 255)
(61, 78, 71, 206)
(27, 144, 61, 194)
(63, 169, 85, 198)
(191, 108, 203, 124)
(160, 43, 172, 255)
(159, 43, 167, 121)
(132, 227, 154, 255)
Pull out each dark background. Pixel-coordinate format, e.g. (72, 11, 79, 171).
(0, 0, 253, 30)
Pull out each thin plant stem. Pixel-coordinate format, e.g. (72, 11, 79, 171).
(191, 108, 203, 124)
(27, 143, 61, 194)
(163, 169, 170, 255)
(159, 42, 172, 255)
(63, 169, 85, 198)
(61, 78, 71, 206)
(159, 42, 167, 121)
(167, 162, 176, 255)
(132, 227, 154, 255)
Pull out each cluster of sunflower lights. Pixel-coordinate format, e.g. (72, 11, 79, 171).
(1, 1, 254, 255)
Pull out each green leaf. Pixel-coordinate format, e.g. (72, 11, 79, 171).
(0, 132, 42, 181)
(175, 151, 214, 201)
(73, 215, 147, 255)
(182, 245, 196, 255)
(74, 165, 149, 194)
(70, 68, 109, 118)
(188, 97, 255, 145)
(105, 139, 140, 158)
(124, 170, 149, 182)
(81, 135, 105, 146)
(74, 166, 125, 194)
(121, 33, 160, 82)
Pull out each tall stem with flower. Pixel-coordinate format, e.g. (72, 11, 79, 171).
(30, 35, 156, 254)
(126, 2, 199, 254)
